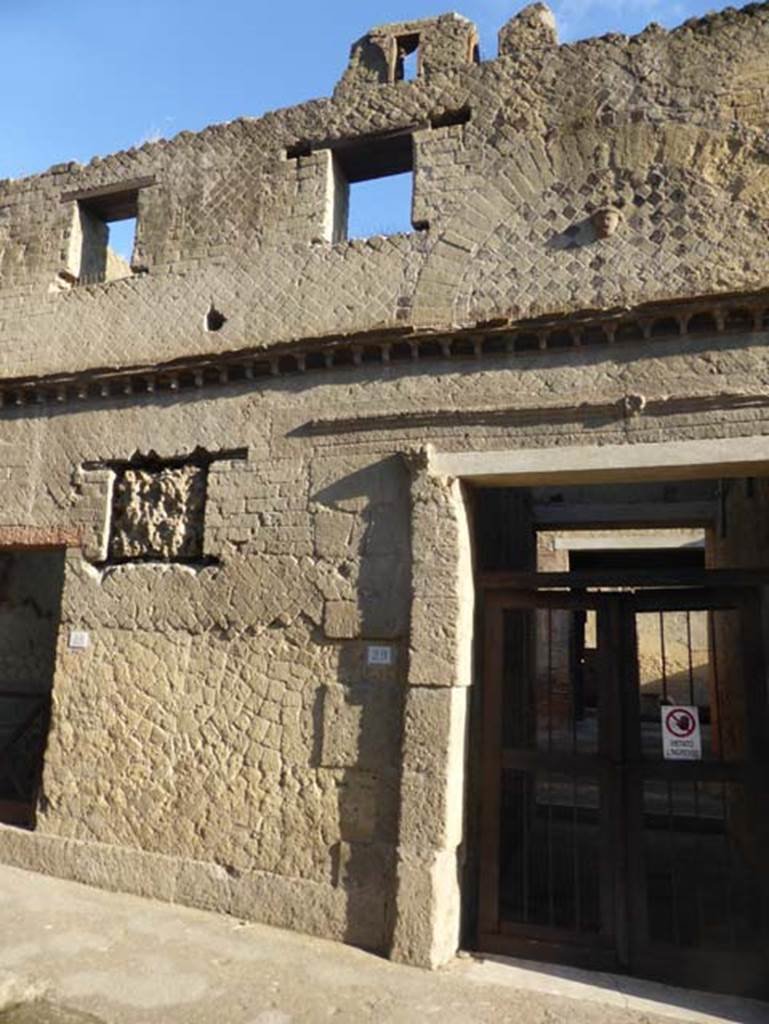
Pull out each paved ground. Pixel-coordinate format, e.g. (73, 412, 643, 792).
(0, 865, 766, 1024)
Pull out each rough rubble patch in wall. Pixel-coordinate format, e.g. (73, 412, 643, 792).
(109, 462, 207, 562)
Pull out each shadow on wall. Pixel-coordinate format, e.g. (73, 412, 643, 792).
(311, 455, 411, 952)
(312, 455, 411, 639)
(0, 549, 67, 829)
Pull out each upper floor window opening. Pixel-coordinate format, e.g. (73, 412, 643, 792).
(347, 172, 414, 238)
(396, 33, 420, 81)
(326, 131, 422, 241)
(61, 177, 153, 287)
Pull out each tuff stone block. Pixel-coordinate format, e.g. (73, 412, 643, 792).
(337, 14, 478, 92)
(498, 3, 558, 56)
(323, 599, 361, 639)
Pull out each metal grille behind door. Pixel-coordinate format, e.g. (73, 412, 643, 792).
(478, 583, 769, 996)
(479, 591, 619, 970)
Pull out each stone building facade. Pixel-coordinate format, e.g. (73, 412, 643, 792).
(0, 2, 769, 990)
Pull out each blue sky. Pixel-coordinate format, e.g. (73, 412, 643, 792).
(0, 1, 730, 181)
(0, 1, 727, 243)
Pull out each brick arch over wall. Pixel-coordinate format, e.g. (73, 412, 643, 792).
(413, 123, 769, 330)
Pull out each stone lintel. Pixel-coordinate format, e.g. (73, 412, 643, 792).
(431, 435, 769, 487)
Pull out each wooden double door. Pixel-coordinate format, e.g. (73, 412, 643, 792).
(478, 581, 769, 996)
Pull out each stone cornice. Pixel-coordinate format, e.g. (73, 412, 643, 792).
(300, 390, 769, 437)
(3, 288, 769, 416)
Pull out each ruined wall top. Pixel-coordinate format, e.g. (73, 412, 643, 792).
(2, 3, 769, 382)
(335, 13, 480, 91)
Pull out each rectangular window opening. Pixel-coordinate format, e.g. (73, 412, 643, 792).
(75, 194, 137, 286)
(347, 171, 414, 239)
(107, 217, 137, 266)
(329, 133, 418, 241)
(396, 34, 420, 81)
(61, 178, 153, 287)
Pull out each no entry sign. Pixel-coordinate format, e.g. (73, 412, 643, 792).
(661, 705, 702, 761)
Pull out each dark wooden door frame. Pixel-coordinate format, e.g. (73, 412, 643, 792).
(476, 577, 769, 995)
(478, 587, 622, 970)
(623, 586, 769, 993)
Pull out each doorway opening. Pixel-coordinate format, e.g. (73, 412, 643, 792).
(0, 549, 66, 829)
(467, 477, 769, 997)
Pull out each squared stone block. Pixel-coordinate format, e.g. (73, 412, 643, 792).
(323, 599, 361, 639)
(319, 681, 401, 771)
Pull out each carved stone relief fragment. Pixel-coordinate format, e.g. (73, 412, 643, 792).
(109, 463, 206, 561)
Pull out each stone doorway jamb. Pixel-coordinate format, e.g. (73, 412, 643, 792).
(390, 445, 474, 968)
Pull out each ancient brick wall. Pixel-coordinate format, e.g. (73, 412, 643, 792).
(0, 323, 762, 949)
(2, 3, 769, 963)
(2, 6, 769, 378)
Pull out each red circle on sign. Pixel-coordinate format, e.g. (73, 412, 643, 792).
(665, 708, 696, 738)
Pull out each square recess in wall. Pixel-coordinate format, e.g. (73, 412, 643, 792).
(108, 460, 207, 563)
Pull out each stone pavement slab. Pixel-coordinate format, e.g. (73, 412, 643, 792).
(0, 864, 766, 1024)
